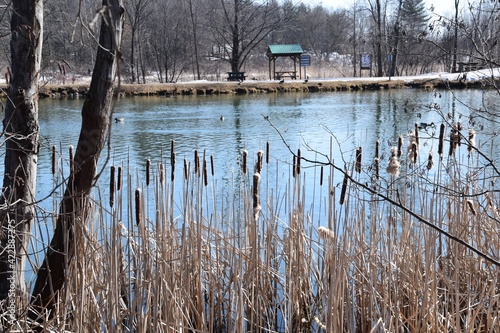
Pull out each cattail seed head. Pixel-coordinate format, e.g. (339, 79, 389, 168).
(256, 150, 263, 174)
(194, 150, 200, 177)
(159, 162, 164, 184)
(355, 147, 362, 173)
(203, 158, 208, 187)
(146, 159, 151, 186)
(210, 155, 214, 176)
(339, 171, 349, 205)
(414, 123, 419, 146)
(266, 141, 270, 164)
(374, 157, 380, 179)
(253, 172, 261, 221)
(69, 145, 74, 179)
(110, 165, 115, 207)
(320, 166, 324, 186)
(135, 188, 142, 226)
(184, 158, 189, 181)
(296, 149, 301, 175)
(242, 149, 248, 174)
(468, 129, 476, 153)
(171, 153, 176, 181)
(386, 156, 400, 177)
(438, 123, 445, 158)
(467, 200, 476, 216)
(427, 150, 434, 170)
(318, 226, 335, 241)
(397, 135, 403, 158)
(117, 166, 122, 191)
(375, 140, 380, 160)
(51, 146, 57, 175)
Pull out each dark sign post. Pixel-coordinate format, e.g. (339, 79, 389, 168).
(300, 54, 311, 80)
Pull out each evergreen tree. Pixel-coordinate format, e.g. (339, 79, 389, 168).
(401, 0, 430, 36)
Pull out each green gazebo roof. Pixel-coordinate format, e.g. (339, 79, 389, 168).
(267, 44, 303, 56)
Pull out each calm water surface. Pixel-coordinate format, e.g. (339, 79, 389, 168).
(29, 88, 500, 219)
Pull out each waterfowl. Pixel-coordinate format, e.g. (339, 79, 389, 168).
(220, 115, 225, 121)
(418, 122, 435, 130)
(115, 117, 125, 123)
(279, 79, 284, 84)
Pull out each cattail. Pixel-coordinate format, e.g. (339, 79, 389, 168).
(266, 141, 270, 164)
(135, 188, 141, 226)
(171, 153, 176, 181)
(410, 142, 418, 164)
(159, 162, 164, 184)
(253, 172, 261, 221)
(339, 171, 349, 205)
(397, 135, 403, 158)
(466, 200, 476, 216)
(51, 145, 56, 175)
(414, 123, 419, 146)
(386, 156, 400, 177)
(146, 159, 151, 186)
(184, 158, 189, 180)
(468, 129, 476, 153)
(117, 166, 122, 191)
(296, 148, 301, 175)
(390, 146, 397, 158)
(355, 147, 362, 173)
(203, 158, 208, 187)
(375, 140, 380, 160)
(318, 226, 335, 241)
(171, 140, 176, 181)
(427, 150, 434, 170)
(449, 129, 460, 156)
(256, 150, 263, 174)
(438, 123, 445, 158)
(374, 157, 380, 179)
(292, 155, 297, 178)
(110, 165, 115, 208)
(69, 145, 74, 179)
(210, 155, 214, 176)
(320, 166, 324, 186)
(242, 149, 247, 174)
(194, 150, 200, 177)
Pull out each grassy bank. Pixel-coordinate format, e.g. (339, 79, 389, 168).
(0, 75, 487, 99)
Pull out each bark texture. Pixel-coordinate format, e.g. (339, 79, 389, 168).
(0, 0, 43, 313)
(29, 0, 124, 326)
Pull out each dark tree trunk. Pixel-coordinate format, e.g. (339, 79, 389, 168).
(29, 0, 124, 326)
(0, 0, 43, 314)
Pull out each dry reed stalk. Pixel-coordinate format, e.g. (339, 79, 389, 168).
(146, 159, 150, 186)
(355, 147, 362, 173)
(110, 165, 115, 207)
(51, 145, 56, 175)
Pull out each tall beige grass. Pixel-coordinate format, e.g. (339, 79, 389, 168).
(9, 121, 500, 332)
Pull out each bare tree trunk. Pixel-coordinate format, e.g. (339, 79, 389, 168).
(29, 0, 124, 326)
(452, 0, 460, 72)
(0, 0, 43, 315)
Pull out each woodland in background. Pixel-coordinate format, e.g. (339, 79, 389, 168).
(1, 0, 499, 83)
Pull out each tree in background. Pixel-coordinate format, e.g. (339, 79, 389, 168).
(0, 0, 43, 317)
(209, 0, 288, 73)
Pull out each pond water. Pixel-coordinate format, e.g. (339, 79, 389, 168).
(36, 88, 497, 202)
(4, 87, 500, 287)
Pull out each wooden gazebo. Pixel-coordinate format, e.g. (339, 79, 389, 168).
(267, 44, 303, 80)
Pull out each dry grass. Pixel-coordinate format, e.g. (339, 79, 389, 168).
(3, 119, 500, 332)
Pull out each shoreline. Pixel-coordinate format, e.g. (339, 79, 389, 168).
(0, 75, 491, 98)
